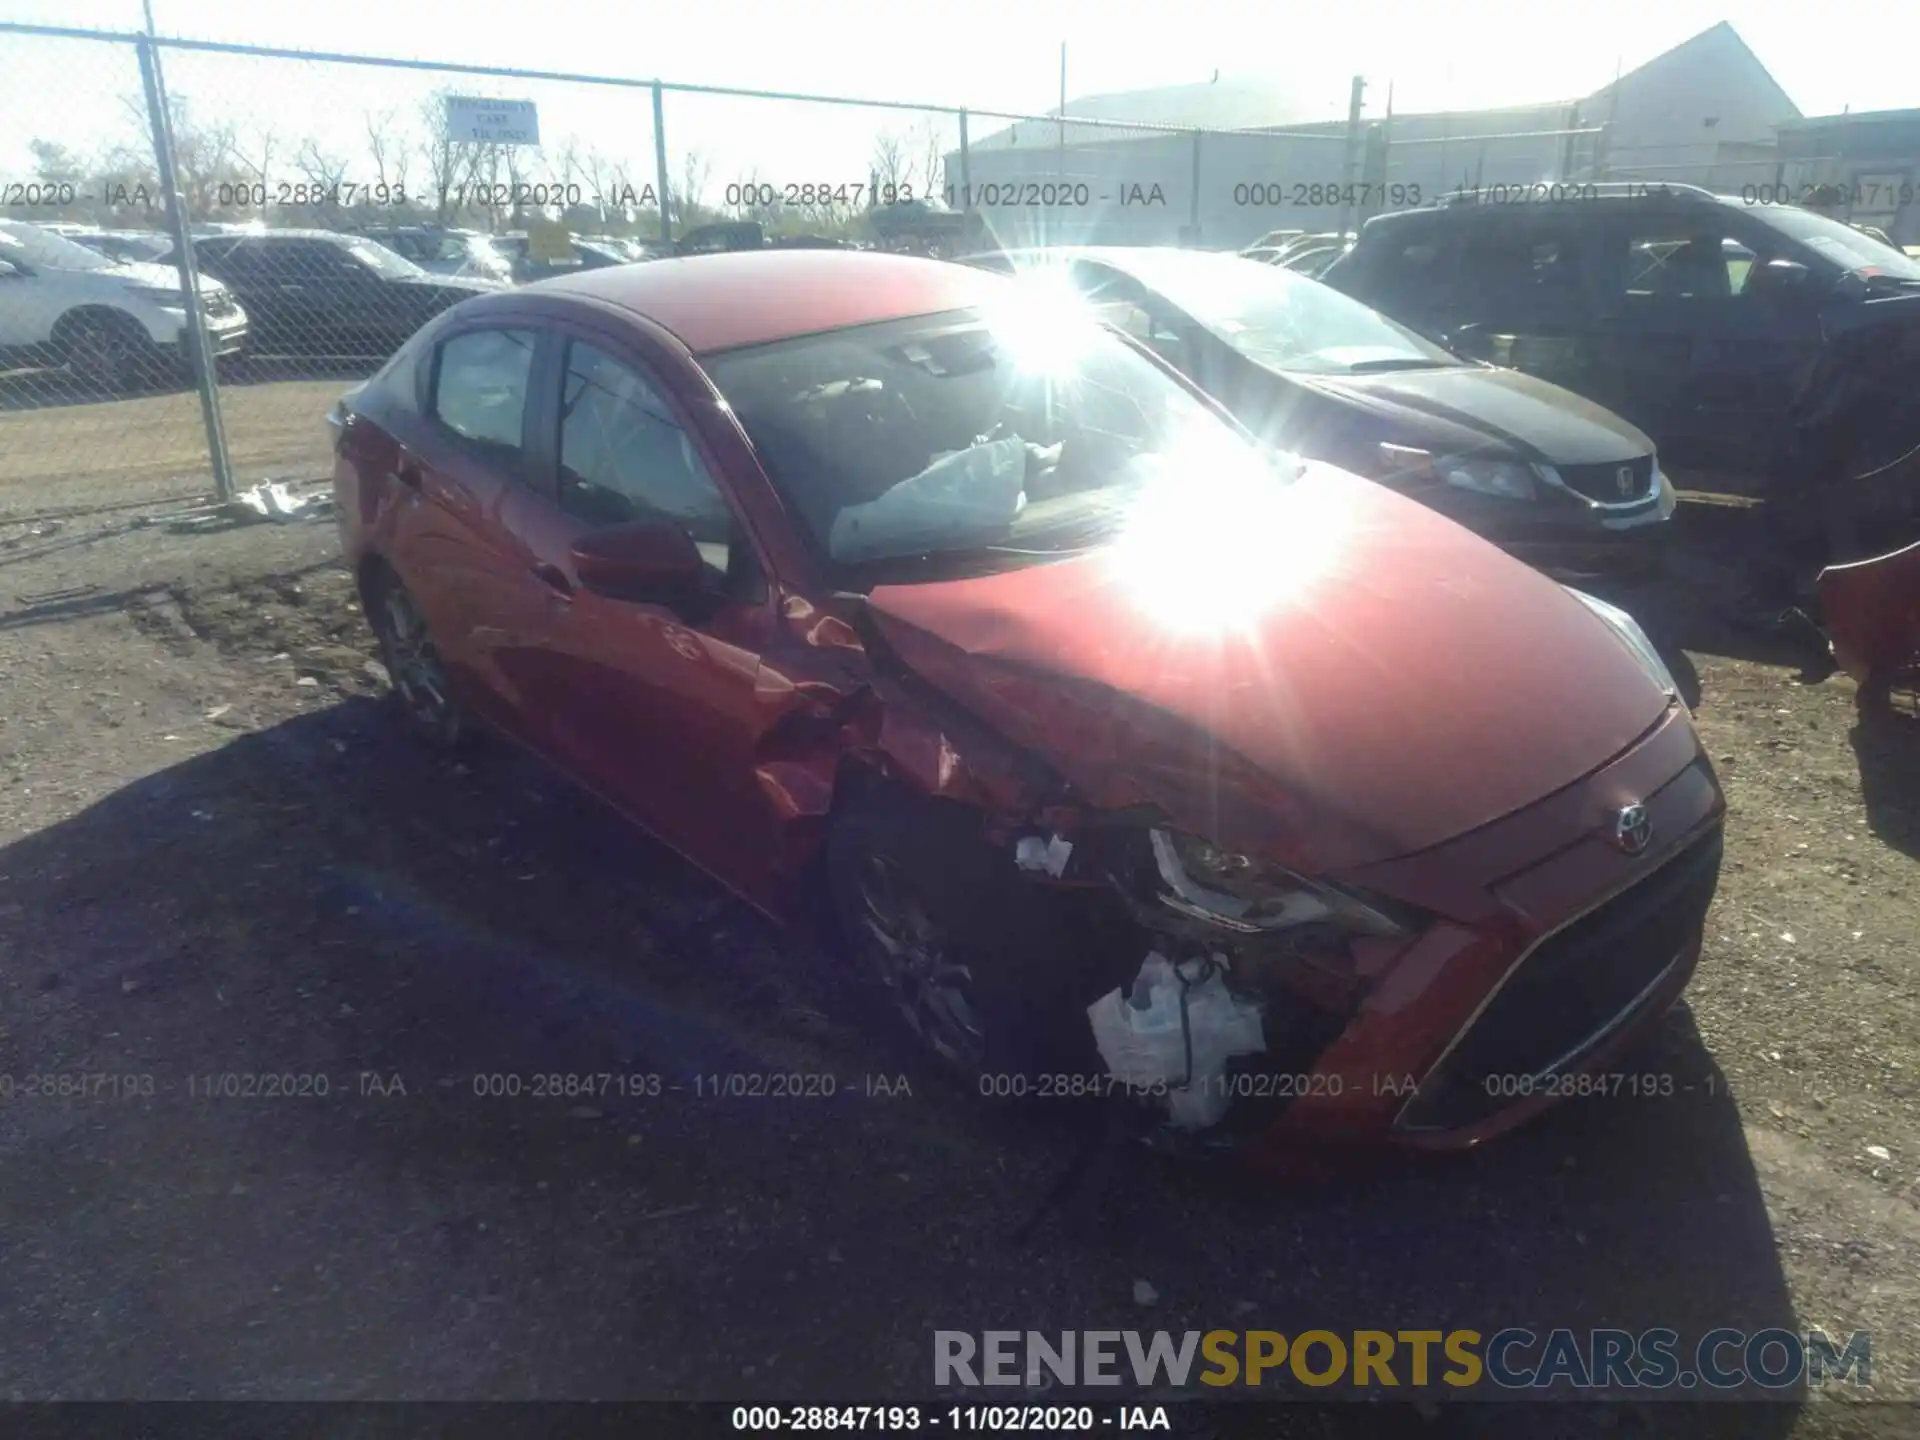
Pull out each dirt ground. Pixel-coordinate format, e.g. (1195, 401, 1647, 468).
(0, 466, 1916, 1436)
(0, 371, 351, 515)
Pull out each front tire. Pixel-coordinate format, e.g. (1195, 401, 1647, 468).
(825, 779, 1100, 1087)
(57, 310, 160, 395)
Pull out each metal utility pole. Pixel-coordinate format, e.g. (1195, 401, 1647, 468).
(138, 0, 234, 503)
(1338, 75, 1366, 240)
(1057, 42, 1067, 245)
(652, 83, 672, 246)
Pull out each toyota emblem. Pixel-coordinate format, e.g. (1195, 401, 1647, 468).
(1616, 465, 1636, 497)
(1612, 802, 1653, 855)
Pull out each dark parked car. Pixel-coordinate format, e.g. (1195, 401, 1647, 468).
(1321, 184, 1920, 507)
(495, 233, 632, 284)
(356, 225, 515, 284)
(330, 249, 1722, 1151)
(167, 229, 502, 360)
(963, 246, 1673, 578)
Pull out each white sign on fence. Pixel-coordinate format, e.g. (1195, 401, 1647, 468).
(444, 96, 541, 145)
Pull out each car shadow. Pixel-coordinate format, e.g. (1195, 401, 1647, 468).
(1850, 703, 1920, 861)
(0, 702, 1804, 1419)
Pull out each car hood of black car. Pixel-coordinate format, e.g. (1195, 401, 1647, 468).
(1292, 363, 1652, 466)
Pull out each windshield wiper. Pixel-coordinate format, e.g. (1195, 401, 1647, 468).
(1343, 357, 1453, 374)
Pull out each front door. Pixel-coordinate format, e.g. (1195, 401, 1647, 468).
(1588, 212, 1828, 482)
(503, 327, 787, 896)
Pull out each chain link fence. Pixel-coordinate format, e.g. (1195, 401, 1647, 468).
(2, 19, 1894, 515)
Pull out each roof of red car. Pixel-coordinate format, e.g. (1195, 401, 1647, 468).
(536, 249, 1007, 353)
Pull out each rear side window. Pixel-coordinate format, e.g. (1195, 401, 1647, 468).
(431, 328, 536, 450)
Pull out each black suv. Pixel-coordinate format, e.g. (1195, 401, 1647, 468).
(1322, 185, 1920, 537)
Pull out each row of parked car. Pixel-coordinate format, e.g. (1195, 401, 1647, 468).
(0, 218, 881, 391)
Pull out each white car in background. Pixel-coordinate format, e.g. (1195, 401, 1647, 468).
(0, 218, 249, 391)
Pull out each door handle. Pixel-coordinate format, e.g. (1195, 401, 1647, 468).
(530, 563, 574, 599)
(393, 457, 422, 489)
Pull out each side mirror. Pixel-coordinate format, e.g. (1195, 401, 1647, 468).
(0, 259, 23, 279)
(570, 518, 705, 606)
(1444, 321, 1493, 360)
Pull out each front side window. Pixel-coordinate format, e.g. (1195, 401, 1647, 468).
(559, 342, 733, 548)
(1615, 223, 1768, 299)
(0, 218, 115, 271)
(432, 328, 535, 450)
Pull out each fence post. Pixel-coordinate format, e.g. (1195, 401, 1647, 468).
(1338, 75, 1366, 240)
(136, 24, 235, 503)
(652, 82, 672, 246)
(1189, 130, 1203, 247)
(958, 110, 971, 208)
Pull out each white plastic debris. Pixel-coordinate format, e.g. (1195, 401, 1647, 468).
(1866, 1145, 1892, 1162)
(1087, 952, 1266, 1130)
(234, 480, 328, 523)
(1014, 833, 1074, 877)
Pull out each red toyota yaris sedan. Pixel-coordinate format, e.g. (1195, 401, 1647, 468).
(330, 249, 1724, 1150)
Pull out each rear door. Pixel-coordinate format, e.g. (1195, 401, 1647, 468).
(386, 322, 552, 745)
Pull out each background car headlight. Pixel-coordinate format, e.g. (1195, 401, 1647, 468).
(1566, 587, 1679, 699)
(1149, 828, 1414, 936)
(1437, 454, 1537, 501)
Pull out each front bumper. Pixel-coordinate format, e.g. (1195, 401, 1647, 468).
(144, 303, 250, 359)
(1414, 469, 1678, 581)
(1248, 703, 1724, 1151)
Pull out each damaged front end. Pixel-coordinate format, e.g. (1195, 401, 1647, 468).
(1007, 814, 1425, 1139)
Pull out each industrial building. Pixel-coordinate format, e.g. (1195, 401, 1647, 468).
(952, 22, 1813, 250)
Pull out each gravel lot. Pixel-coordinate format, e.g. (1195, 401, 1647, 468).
(0, 457, 1915, 1436)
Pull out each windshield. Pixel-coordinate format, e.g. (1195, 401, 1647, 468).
(0, 218, 117, 271)
(1758, 207, 1920, 280)
(1106, 249, 1456, 373)
(340, 236, 426, 280)
(704, 302, 1277, 578)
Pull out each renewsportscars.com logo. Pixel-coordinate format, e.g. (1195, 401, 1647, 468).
(934, 1328, 1873, 1392)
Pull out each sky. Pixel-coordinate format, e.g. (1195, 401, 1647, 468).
(1, 0, 1913, 214)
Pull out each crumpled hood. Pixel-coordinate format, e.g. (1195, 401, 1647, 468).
(1294, 364, 1652, 466)
(864, 461, 1671, 872)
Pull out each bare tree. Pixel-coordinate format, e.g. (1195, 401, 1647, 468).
(417, 88, 484, 225)
(674, 148, 712, 227)
(913, 117, 946, 201)
(294, 137, 352, 225)
(117, 91, 240, 218)
(870, 131, 912, 200)
(364, 107, 411, 196)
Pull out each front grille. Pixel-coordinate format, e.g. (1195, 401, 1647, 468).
(1555, 454, 1655, 505)
(1398, 827, 1723, 1134)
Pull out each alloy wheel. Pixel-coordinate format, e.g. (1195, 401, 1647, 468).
(854, 851, 986, 1070)
(377, 585, 460, 745)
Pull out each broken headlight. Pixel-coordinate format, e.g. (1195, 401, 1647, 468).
(1148, 828, 1412, 937)
(1565, 586, 1679, 700)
